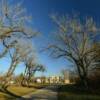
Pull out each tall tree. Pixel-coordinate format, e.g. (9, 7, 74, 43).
(46, 15, 99, 87)
(0, 0, 39, 90)
(0, 0, 38, 59)
(22, 56, 46, 86)
(2, 38, 37, 88)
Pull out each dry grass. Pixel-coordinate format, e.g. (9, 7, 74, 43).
(7, 85, 36, 96)
(0, 85, 36, 100)
(0, 92, 15, 100)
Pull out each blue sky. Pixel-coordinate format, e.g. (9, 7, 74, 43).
(0, 0, 100, 76)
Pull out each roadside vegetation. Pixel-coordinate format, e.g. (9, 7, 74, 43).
(58, 84, 100, 100)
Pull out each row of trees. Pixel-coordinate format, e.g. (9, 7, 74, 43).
(0, 0, 45, 91)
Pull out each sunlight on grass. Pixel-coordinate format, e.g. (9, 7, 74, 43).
(0, 85, 37, 99)
(7, 86, 36, 96)
(0, 92, 15, 100)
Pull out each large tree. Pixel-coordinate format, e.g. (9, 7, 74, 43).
(0, 0, 39, 90)
(22, 57, 46, 86)
(2, 38, 37, 88)
(46, 15, 99, 87)
(0, 0, 38, 58)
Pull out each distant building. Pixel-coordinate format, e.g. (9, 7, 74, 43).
(35, 76, 46, 83)
(63, 71, 70, 84)
(35, 74, 70, 84)
(49, 76, 62, 83)
(36, 78, 42, 83)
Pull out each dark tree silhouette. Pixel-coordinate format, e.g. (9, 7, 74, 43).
(45, 15, 99, 88)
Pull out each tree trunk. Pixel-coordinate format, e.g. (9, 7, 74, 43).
(81, 75, 88, 89)
(77, 65, 88, 89)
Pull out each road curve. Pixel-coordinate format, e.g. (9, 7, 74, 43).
(18, 85, 59, 100)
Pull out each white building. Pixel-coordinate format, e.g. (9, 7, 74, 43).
(35, 73, 70, 84)
(36, 78, 42, 83)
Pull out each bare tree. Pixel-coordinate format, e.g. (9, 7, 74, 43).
(2, 38, 36, 88)
(15, 73, 24, 86)
(22, 56, 46, 86)
(0, 0, 38, 59)
(0, 0, 39, 90)
(45, 15, 99, 87)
